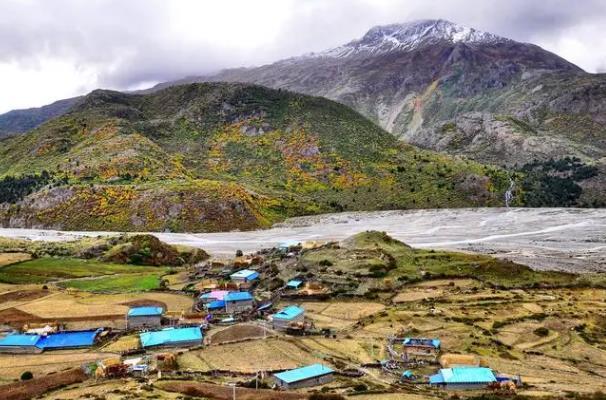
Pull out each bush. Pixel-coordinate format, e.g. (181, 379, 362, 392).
(308, 394, 346, 400)
(353, 383, 368, 391)
(534, 327, 550, 337)
(21, 371, 33, 380)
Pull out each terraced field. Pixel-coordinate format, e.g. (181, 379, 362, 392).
(0, 257, 161, 284)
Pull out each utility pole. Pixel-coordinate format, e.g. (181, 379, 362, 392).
(229, 382, 236, 400)
(370, 336, 375, 359)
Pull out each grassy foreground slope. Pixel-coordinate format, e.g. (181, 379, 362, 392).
(0, 83, 512, 232)
(300, 231, 606, 292)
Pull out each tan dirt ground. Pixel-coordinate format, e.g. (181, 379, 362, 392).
(179, 337, 324, 373)
(0, 351, 113, 380)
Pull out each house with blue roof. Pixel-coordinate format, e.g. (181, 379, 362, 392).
(199, 290, 229, 303)
(0, 329, 102, 353)
(286, 280, 303, 290)
(127, 306, 164, 329)
(271, 305, 305, 330)
(230, 269, 259, 284)
(429, 367, 497, 390)
(401, 370, 415, 381)
(36, 329, 102, 350)
(207, 299, 226, 311)
(403, 337, 441, 359)
(139, 327, 203, 348)
(224, 291, 254, 313)
(0, 333, 44, 353)
(274, 363, 334, 389)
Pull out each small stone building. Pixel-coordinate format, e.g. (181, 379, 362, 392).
(402, 337, 441, 359)
(429, 367, 497, 390)
(274, 364, 334, 389)
(127, 306, 163, 329)
(230, 269, 259, 284)
(199, 290, 229, 304)
(286, 280, 303, 290)
(271, 305, 304, 331)
(224, 291, 254, 313)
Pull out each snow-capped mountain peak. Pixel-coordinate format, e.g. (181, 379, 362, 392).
(314, 19, 509, 58)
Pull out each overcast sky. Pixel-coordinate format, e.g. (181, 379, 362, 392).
(1, 0, 605, 113)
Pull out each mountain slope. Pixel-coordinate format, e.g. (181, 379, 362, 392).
(2, 20, 603, 208)
(0, 83, 511, 232)
(0, 97, 81, 138)
(162, 19, 604, 206)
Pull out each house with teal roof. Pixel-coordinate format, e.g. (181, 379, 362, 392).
(429, 367, 497, 390)
(230, 269, 259, 284)
(139, 327, 203, 348)
(274, 363, 334, 389)
(127, 306, 164, 329)
(271, 305, 304, 330)
(224, 291, 254, 313)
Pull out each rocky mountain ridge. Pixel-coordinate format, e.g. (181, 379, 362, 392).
(1, 19, 604, 206)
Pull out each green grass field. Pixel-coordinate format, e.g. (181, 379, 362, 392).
(59, 273, 162, 292)
(396, 249, 575, 288)
(0, 257, 160, 284)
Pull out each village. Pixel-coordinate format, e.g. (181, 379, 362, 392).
(0, 232, 605, 400)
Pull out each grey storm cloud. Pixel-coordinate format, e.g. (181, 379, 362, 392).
(0, 0, 605, 112)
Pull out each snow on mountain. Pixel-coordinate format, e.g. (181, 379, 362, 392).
(310, 19, 509, 58)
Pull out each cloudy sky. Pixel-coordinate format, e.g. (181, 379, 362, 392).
(1, 0, 605, 113)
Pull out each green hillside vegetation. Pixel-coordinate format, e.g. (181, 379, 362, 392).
(58, 273, 163, 292)
(300, 231, 606, 290)
(0, 83, 512, 232)
(0, 234, 207, 266)
(0, 257, 160, 284)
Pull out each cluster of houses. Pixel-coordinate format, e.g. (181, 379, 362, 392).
(396, 336, 519, 391)
(0, 259, 519, 393)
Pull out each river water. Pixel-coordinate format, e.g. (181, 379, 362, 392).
(1, 208, 605, 272)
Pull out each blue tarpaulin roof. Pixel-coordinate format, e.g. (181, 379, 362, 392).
(128, 306, 163, 317)
(402, 370, 414, 379)
(0, 330, 101, 349)
(430, 368, 496, 384)
(224, 291, 253, 302)
(207, 300, 225, 310)
(403, 337, 441, 348)
(36, 329, 100, 349)
(286, 280, 303, 288)
(429, 373, 445, 384)
(273, 305, 304, 321)
(274, 364, 334, 383)
(140, 327, 203, 348)
(0, 333, 41, 347)
(230, 269, 259, 281)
